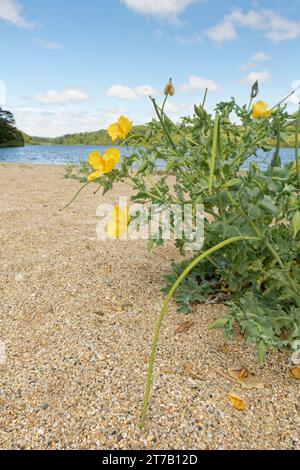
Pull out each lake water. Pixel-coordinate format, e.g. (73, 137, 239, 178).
(0, 145, 297, 170)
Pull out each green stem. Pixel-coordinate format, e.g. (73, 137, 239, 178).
(59, 182, 90, 211)
(271, 90, 295, 111)
(139, 235, 259, 428)
(231, 132, 268, 166)
(209, 113, 220, 195)
(295, 104, 300, 188)
(150, 97, 179, 155)
(202, 88, 208, 108)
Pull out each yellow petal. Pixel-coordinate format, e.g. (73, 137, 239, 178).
(228, 393, 246, 411)
(104, 148, 121, 165)
(88, 169, 104, 182)
(107, 123, 120, 141)
(118, 116, 133, 139)
(103, 154, 117, 173)
(88, 151, 103, 170)
(252, 101, 270, 119)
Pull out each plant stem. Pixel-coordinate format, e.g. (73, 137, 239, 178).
(202, 88, 208, 108)
(295, 104, 300, 188)
(150, 97, 179, 154)
(139, 235, 259, 428)
(209, 113, 220, 195)
(59, 182, 90, 211)
(271, 90, 295, 111)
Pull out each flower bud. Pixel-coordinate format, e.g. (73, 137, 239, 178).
(251, 80, 259, 99)
(194, 104, 206, 118)
(164, 78, 175, 96)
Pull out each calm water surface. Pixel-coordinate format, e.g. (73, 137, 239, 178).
(0, 145, 298, 170)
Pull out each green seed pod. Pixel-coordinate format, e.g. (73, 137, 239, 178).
(194, 105, 206, 119)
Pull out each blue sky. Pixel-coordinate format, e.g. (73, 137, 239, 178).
(0, 0, 300, 137)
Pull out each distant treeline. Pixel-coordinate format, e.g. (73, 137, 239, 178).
(24, 125, 147, 146)
(0, 108, 24, 148)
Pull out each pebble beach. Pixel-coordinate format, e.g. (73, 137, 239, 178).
(0, 163, 299, 450)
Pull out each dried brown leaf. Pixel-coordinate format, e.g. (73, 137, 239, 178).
(290, 367, 300, 380)
(174, 321, 195, 335)
(228, 367, 264, 389)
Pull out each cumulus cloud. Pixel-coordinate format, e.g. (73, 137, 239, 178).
(206, 8, 300, 43)
(120, 0, 197, 20)
(33, 38, 63, 50)
(12, 106, 129, 138)
(181, 75, 219, 94)
(0, 0, 33, 28)
(240, 51, 270, 71)
(240, 69, 272, 85)
(252, 51, 270, 61)
(106, 84, 159, 101)
(35, 88, 88, 104)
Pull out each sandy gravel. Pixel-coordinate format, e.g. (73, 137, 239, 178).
(0, 163, 299, 450)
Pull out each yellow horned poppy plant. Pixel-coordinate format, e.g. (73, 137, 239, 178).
(106, 206, 130, 239)
(252, 101, 272, 119)
(108, 116, 133, 141)
(88, 148, 120, 182)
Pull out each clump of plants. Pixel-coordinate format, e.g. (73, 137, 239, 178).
(64, 79, 300, 426)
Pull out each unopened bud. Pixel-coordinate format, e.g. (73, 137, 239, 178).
(194, 104, 206, 118)
(251, 80, 259, 99)
(164, 78, 175, 96)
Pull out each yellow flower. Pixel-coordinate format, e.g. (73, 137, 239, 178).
(106, 206, 130, 239)
(87, 148, 120, 182)
(252, 101, 272, 119)
(107, 116, 133, 141)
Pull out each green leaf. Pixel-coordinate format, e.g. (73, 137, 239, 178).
(209, 318, 229, 330)
(292, 211, 300, 239)
(258, 340, 266, 363)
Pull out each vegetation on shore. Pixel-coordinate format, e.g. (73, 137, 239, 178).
(0, 108, 24, 148)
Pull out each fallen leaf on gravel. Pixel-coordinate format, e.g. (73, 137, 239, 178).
(228, 393, 246, 411)
(183, 364, 204, 381)
(290, 367, 300, 380)
(174, 321, 195, 335)
(291, 350, 300, 365)
(228, 367, 264, 389)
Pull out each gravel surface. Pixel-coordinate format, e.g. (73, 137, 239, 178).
(0, 163, 299, 450)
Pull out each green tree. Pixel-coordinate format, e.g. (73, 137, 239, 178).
(0, 107, 24, 148)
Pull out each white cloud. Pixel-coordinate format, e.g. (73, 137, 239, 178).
(12, 106, 129, 138)
(240, 51, 270, 71)
(106, 84, 159, 101)
(165, 102, 191, 114)
(35, 88, 88, 104)
(33, 38, 63, 50)
(176, 33, 203, 45)
(0, 0, 33, 28)
(181, 75, 219, 94)
(106, 85, 138, 101)
(240, 69, 272, 85)
(120, 0, 197, 20)
(252, 51, 270, 61)
(239, 62, 256, 71)
(206, 8, 300, 43)
(134, 85, 159, 96)
(206, 19, 237, 43)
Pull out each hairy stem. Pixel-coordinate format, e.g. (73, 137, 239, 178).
(59, 182, 90, 211)
(139, 235, 259, 428)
